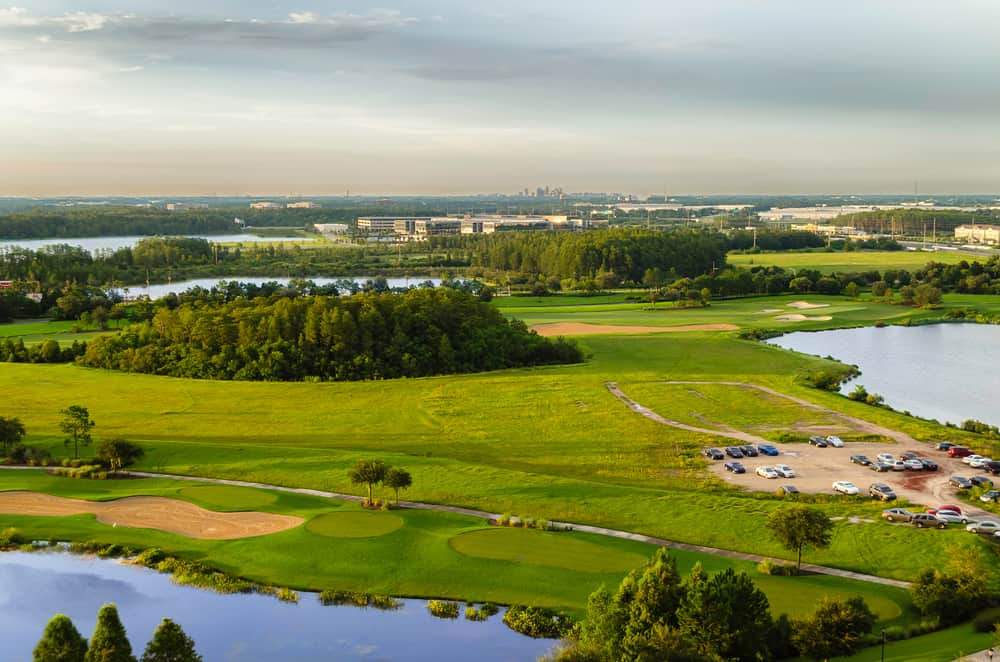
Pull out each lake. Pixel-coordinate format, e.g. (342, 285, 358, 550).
(0, 550, 553, 662)
(118, 276, 442, 299)
(0, 234, 313, 254)
(768, 323, 1000, 428)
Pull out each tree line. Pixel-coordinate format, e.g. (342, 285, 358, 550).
(78, 288, 582, 381)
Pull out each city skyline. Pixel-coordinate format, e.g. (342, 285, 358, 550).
(3, 1, 1000, 196)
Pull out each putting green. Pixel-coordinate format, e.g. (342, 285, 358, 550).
(449, 528, 648, 573)
(306, 511, 404, 538)
(178, 485, 276, 509)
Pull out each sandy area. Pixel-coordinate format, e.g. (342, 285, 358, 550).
(531, 322, 738, 336)
(757, 309, 782, 314)
(0, 492, 303, 539)
(787, 301, 830, 310)
(774, 314, 834, 322)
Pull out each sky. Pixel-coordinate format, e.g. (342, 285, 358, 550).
(2, 1, 1000, 196)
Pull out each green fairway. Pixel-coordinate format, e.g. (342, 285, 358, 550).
(828, 622, 993, 661)
(306, 511, 405, 538)
(0, 319, 118, 345)
(449, 527, 649, 573)
(728, 249, 975, 273)
(178, 485, 277, 508)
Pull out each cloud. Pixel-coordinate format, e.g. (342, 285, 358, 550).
(0, 6, 111, 32)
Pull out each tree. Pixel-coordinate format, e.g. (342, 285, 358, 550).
(85, 603, 136, 662)
(60, 405, 95, 459)
(96, 438, 144, 473)
(871, 280, 889, 298)
(141, 619, 203, 662)
(792, 596, 876, 660)
(384, 467, 412, 505)
(843, 282, 860, 298)
(348, 459, 388, 505)
(0, 415, 26, 453)
(766, 505, 833, 570)
(34, 614, 88, 662)
(913, 283, 943, 308)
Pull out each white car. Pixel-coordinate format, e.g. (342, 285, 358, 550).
(876, 453, 895, 464)
(833, 481, 859, 495)
(934, 511, 969, 524)
(756, 466, 780, 479)
(903, 459, 924, 471)
(773, 464, 796, 478)
(891, 460, 906, 471)
(969, 457, 993, 469)
(825, 436, 844, 448)
(962, 454, 986, 465)
(967, 521, 1000, 534)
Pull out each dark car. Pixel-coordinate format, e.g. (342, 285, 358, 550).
(920, 458, 939, 471)
(851, 455, 873, 466)
(777, 485, 799, 496)
(949, 475, 973, 489)
(983, 461, 1000, 475)
(911, 513, 947, 529)
(739, 445, 759, 457)
(869, 461, 891, 472)
(970, 476, 994, 489)
(936, 441, 956, 451)
(948, 446, 972, 458)
(725, 446, 744, 458)
(808, 436, 828, 448)
(869, 483, 897, 501)
(724, 461, 746, 474)
(900, 451, 920, 460)
(981, 490, 1000, 503)
(704, 448, 724, 460)
(757, 444, 780, 456)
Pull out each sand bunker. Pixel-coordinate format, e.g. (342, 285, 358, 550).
(531, 322, 738, 336)
(0, 491, 302, 540)
(774, 314, 833, 322)
(787, 301, 830, 310)
(757, 309, 781, 314)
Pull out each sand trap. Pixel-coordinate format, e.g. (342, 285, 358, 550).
(0, 491, 302, 540)
(531, 322, 738, 336)
(787, 301, 830, 310)
(756, 309, 781, 314)
(774, 314, 833, 322)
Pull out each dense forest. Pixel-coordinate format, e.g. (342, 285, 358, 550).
(79, 288, 582, 381)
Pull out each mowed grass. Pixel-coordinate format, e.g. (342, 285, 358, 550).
(0, 319, 118, 345)
(727, 249, 975, 274)
(0, 472, 915, 622)
(178, 485, 276, 509)
(827, 622, 994, 661)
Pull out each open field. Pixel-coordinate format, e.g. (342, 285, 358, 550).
(0, 473, 915, 622)
(728, 249, 977, 273)
(0, 319, 116, 345)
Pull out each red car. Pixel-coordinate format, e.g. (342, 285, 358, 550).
(928, 505, 962, 515)
(948, 446, 972, 458)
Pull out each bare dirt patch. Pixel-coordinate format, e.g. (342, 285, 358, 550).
(787, 301, 830, 310)
(531, 322, 738, 336)
(0, 491, 303, 539)
(774, 314, 834, 322)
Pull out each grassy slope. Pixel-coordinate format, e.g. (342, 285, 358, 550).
(727, 249, 975, 274)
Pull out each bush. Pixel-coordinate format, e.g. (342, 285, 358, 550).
(973, 607, 1000, 633)
(502, 605, 574, 639)
(0, 527, 24, 547)
(465, 607, 489, 621)
(497, 513, 512, 526)
(757, 559, 798, 576)
(370, 595, 401, 611)
(276, 587, 299, 603)
(427, 600, 460, 619)
(535, 519, 549, 531)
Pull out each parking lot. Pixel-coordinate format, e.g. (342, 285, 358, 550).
(707, 440, 995, 518)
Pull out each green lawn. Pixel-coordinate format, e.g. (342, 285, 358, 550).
(727, 249, 977, 274)
(828, 622, 994, 661)
(0, 319, 119, 345)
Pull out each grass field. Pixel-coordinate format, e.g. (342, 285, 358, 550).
(0, 319, 117, 345)
(727, 249, 977, 273)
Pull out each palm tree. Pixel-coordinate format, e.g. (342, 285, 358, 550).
(384, 468, 412, 505)
(348, 459, 388, 505)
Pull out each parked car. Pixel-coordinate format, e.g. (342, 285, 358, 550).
(928, 505, 962, 515)
(777, 485, 799, 496)
(970, 476, 994, 489)
(725, 446, 744, 458)
(900, 451, 920, 460)
(891, 460, 906, 472)
(920, 458, 939, 471)
(970, 457, 994, 469)
(756, 466, 780, 479)
(869, 483, 897, 501)
(911, 513, 947, 529)
(933, 511, 969, 524)
(936, 441, 956, 451)
(869, 461, 892, 472)
(773, 464, 796, 478)
(903, 459, 924, 471)
(980, 490, 1000, 503)
(704, 448, 724, 460)
(833, 481, 859, 495)
(851, 454, 872, 466)
(876, 453, 896, 464)
(948, 446, 973, 458)
(881, 508, 913, 522)
(966, 521, 1000, 535)
(962, 454, 986, 465)
(739, 445, 759, 457)
(724, 461, 746, 474)
(809, 436, 828, 448)
(825, 435, 845, 448)
(757, 444, 779, 456)
(983, 461, 1000, 475)
(949, 476, 973, 489)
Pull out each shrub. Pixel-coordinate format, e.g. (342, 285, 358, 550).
(480, 603, 500, 617)
(973, 607, 1000, 633)
(370, 595, 401, 611)
(276, 587, 299, 603)
(133, 548, 168, 567)
(318, 590, 352, 606)
(535, 519, 549, 531)
(0, 527, 24, 547)
(497, 513, 512, 526)
(758, 559, 797, 576)
(427, 600, 460, 619)
(465, 607, 489, 621)
(502, 605, 574, 639)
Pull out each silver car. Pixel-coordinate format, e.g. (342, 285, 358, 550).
(934, 511, 969, 525)
(967, 521, 1000, 534)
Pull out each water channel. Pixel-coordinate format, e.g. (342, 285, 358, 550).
(0, 234, 313, 254)
(0, 550, 553, 662)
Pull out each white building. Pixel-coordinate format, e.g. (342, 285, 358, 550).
(166, 202, 209, 211)
(250, 201, 283, 210)
(955, 224, 1000, 245)
(287, 201, 320, 209)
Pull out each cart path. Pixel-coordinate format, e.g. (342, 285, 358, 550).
(0, 465, 910, 588)
(607, 380, 922, 446)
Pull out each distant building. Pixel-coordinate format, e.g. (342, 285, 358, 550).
(313, 223, 349, 234)
(358, 216, 430, 233)
(166, 202, 208, 211)
(250, 201, 282, 210)
(955, 224, 1000, 245)
(287, 201, 320, 209)
(356, 214, 605, 242)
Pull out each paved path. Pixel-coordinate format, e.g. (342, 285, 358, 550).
(0, 465, 910, 589)
(954, 649, 997, 662)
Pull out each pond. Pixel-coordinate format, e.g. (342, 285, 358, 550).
(0, 550, 554, 662)
(767, 323, 1000, 428)
(118, 276, 443, 300)
(0, 234, 313, 254)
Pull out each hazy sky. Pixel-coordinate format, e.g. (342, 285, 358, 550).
(3, 1, 1000, 196)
